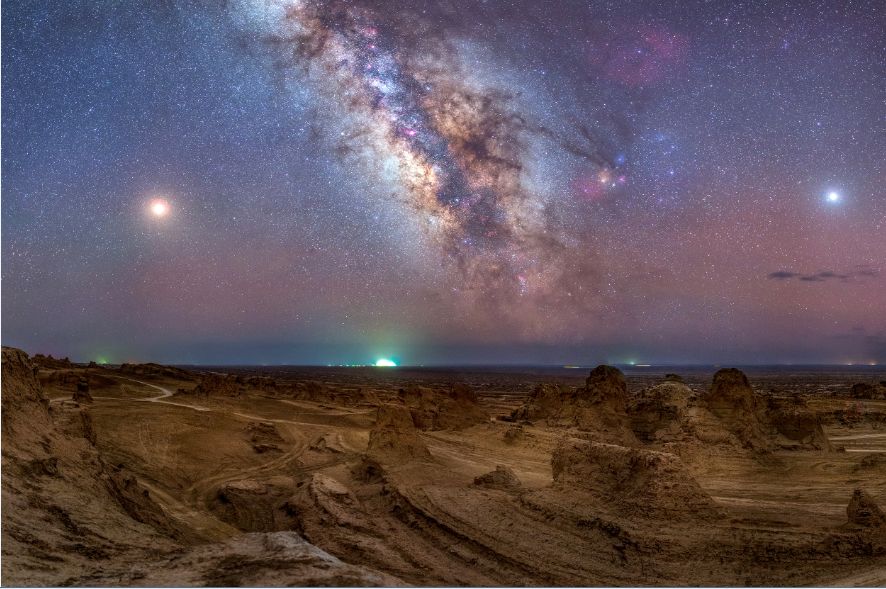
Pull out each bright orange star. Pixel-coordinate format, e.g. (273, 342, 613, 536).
(149, 198, 170, 218)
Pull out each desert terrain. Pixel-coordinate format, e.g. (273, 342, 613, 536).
(2, 346, 886, 586)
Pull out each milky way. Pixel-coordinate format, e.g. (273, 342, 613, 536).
(269, 1, 607, 323)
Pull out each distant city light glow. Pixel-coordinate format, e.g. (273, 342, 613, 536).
(374, 358, 397, 367)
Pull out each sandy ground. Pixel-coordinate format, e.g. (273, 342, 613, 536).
(3, 351, 886, 586)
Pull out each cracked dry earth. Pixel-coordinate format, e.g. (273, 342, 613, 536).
(3, 346, 886, 586)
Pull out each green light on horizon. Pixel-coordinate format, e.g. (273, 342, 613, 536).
(374, 358, 397, 367)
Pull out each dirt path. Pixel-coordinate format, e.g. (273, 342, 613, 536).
(829, 432, 886, 441)
(108, 376, 367, 429)
(117, 377, 213, 411)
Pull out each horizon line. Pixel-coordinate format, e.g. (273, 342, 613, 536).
(97, 361, 883, 369)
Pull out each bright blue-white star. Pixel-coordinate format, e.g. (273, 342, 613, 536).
(825, 191, 841, 204)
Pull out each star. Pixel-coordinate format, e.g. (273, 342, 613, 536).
(149, 198, 171, 218)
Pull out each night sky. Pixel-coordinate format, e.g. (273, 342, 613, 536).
(2, 0, 884, 365)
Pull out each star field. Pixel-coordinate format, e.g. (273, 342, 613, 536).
(2, 0, 884, 365)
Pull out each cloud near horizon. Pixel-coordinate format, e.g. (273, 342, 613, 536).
(767, 267, 880, 283)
